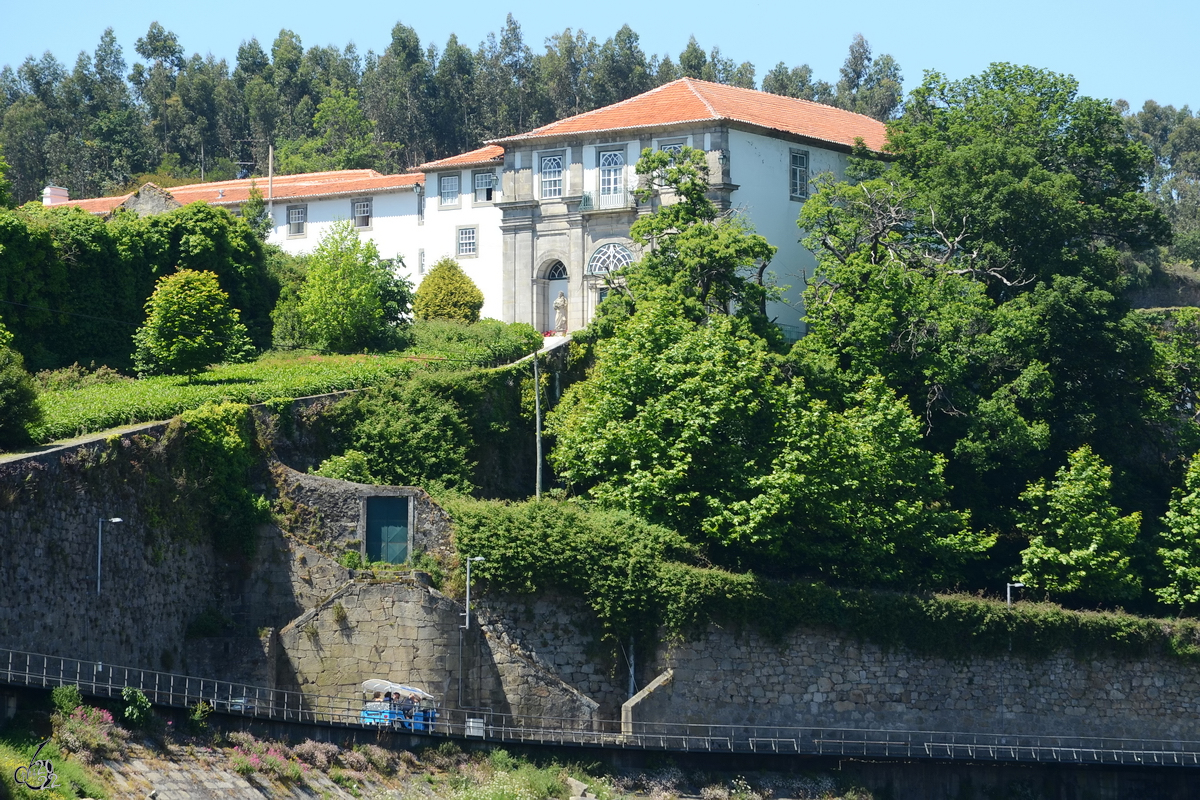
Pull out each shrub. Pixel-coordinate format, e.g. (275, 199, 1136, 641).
(133, 268, 255, 376)
(358, 743, 396, 774)
(52, 705, 128, 764)
(293, 739, 341, 770)
(0, 337, 41, 449)
(409, 319, 541, 365)
(298, 220, 412, 352)
(33, 362, 131, 392)
(50, 685, 83, 715)
(121, 687, 154, 730)
(337, 749, 370, 771)
(413, 258, 484, 323)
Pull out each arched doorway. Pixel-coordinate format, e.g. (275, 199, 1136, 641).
(544, 261, 568, 333)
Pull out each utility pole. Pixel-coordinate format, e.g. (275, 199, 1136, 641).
(533, 354, 542, 499)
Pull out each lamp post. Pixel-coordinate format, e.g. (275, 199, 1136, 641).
(1007, 581, 1025, 608)
(97, 517, 123, 596)
(462, 557, 485, 629)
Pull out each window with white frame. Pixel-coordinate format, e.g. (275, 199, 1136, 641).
(457, 226, 478, 257)
(587, 243, 634, 275)
(790, 149, 809, 201)
(540, 154, 564, 198)
(474, 171, 497, 203)
(599, 151, 625, 207)
(351, 198, 372, 228)
(287, 205, 307, 237)
(440, 174, 460, 206)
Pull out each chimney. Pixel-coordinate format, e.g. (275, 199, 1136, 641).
(42, 186, 69, 206)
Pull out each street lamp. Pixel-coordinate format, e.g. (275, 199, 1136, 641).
(97, 517, 123, 596)
(1007, 581, 1025, 608)
(462, 557, 485, 630)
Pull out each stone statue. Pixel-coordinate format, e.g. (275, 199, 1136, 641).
(553, 291, 567, 334)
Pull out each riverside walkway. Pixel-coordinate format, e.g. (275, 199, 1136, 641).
(4, 647, 1199, 769)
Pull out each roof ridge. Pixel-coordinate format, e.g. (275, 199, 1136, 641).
(682, 77, 719, 119)
(490, 80, 694, 143)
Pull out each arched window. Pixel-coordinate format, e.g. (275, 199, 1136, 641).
(545, 261, 568, 279)
(587, 243, 634, 275)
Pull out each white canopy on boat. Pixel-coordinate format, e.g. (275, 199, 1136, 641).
(360, 679, 435, 700)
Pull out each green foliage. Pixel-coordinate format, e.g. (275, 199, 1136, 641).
(1017, 446, 1142, 604)
(30, 351, 416, 443)
(120, 687, 154, 730)
(187, 700, 212, 735)
(448, 496, 1200, 659)
(0, 322, 42, 449)
(409, 319, 542, 365)
(413, 258, 484, 323)
(50, 703, 128, 765)
(549, 295, 975, 585)
(242, 182, 272, 242)
(133, 268, 254, 376)
(50, 685, 83, 715)
(627, 147, 778, 334)
(266, 246, 309, 350)
(298, 220, 412, 352)
(276, 86, 396, 173)
(33, 362, 131, 392)
(322, 379, 476, 493)
(2, 732, 111, 799)
(179, 401, 268, 557)
(1158, 454, 1200, 610)
(0, 145, 11, 208)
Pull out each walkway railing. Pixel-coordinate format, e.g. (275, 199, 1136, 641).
(4, 647, 1199, 768)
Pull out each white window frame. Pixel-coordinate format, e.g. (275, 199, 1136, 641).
(351, 197, 372, 229)
(540, 153, 564, 199)
(286, 204, 307, 237)
(439, 174, 461, 208)
(598, 150, 625, 203)
(790, 149, 810, 201)
(587, 242, 635, 275)
(456, 225, 478, 258)
(473, 171, 498, 204)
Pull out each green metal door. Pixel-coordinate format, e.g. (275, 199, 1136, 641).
(365, 496, 409, 564)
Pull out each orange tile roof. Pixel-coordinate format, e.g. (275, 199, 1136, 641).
(418, 145, 505, 171)
(57, 169, 425, 214)
(491, 78, 887, 152)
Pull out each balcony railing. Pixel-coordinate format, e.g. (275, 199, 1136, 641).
(580, 190, 633, 211)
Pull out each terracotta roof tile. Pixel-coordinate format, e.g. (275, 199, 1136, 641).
(491, 78, 886, 152)
(57, 169, 425, 214)
(418, 145, 505, 171)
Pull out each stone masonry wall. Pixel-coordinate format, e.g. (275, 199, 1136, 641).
(475, 595, 627, 718)
(276, 581, 598, 722)
(0, 429, 215, 673)
(637, 624, 1200, 741)
(273, 467, 454, 564)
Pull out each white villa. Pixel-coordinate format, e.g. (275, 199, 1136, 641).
(54, 78, 885, 336)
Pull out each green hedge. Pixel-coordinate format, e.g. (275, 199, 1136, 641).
(445, 496, 1200, 662)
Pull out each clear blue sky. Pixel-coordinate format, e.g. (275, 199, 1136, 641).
(2, 0, 1195, 112)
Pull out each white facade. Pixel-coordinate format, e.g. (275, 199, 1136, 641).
(419, 165, 505, 321)
(265, 188, 426, 284)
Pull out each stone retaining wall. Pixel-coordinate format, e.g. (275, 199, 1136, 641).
(637, 624, 1200, 740)
(276, 581, 598, 721)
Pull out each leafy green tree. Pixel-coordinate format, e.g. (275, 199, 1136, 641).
(241, 182, 272, 242)
(1017, 446, 1142, 603)
(298, 220, 411, 352)
(0, 316, 41, 448)
(0, 143, 12, 207)
(797, 64, 1174, 536)
(132, 269, 252, 376)
(276, 85, 393, 173)
(620, 147, 777, 338)
(1157, 454, 1200, 610)
(413, 258, 484, 323)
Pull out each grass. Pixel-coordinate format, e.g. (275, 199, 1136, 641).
(0, 734, 109, 800)
(29, 352, 418, 443)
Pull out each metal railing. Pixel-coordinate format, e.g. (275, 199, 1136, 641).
(4, 647, 1200, 767)
(579, 191, 633, 211)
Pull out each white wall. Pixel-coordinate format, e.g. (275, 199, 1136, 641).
(265, 189, 424, 284)
(728, 131, 847, 332)
(422, 168, 505, 320)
